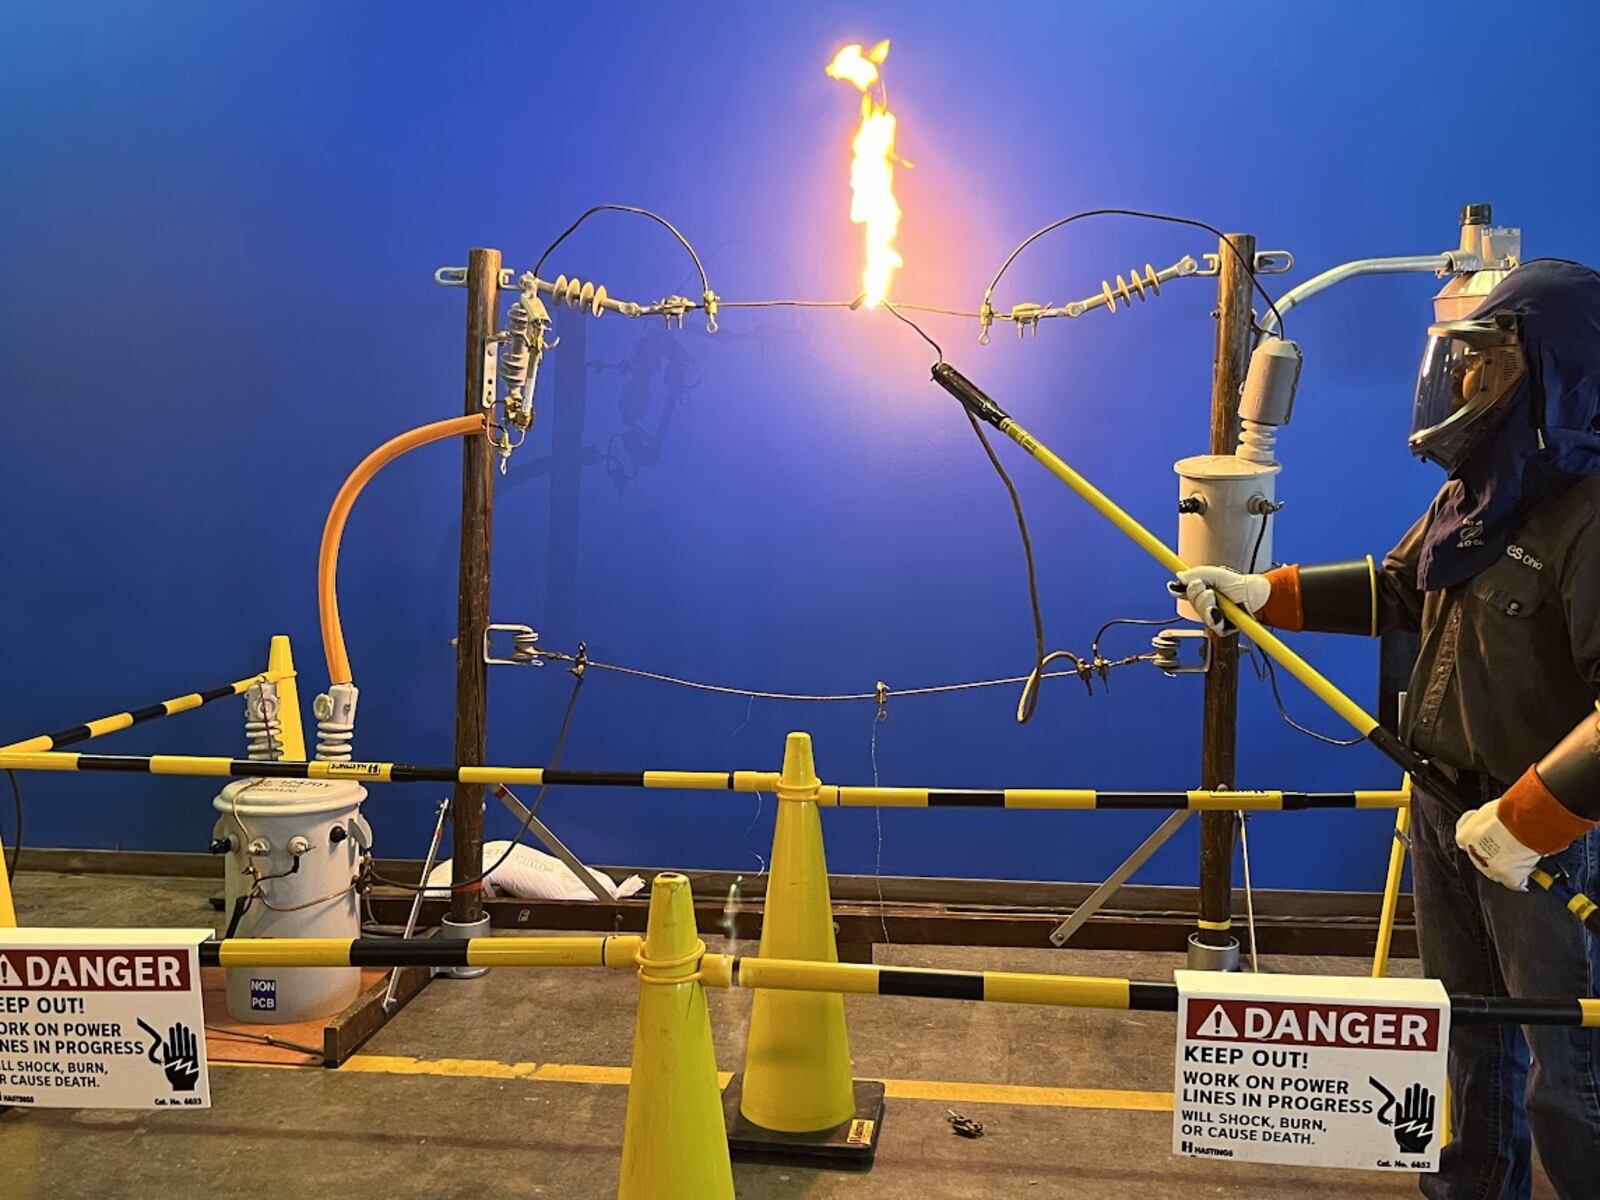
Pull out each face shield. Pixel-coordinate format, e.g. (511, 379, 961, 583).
(1409, 311, 1526, 471)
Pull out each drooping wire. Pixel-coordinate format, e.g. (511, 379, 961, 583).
(1247, 511, 1271, 575)
(5, 770, 21, 880)
(1091, 615, 1184, 661)
(522, 646, 1145, 702)
(1239, 509, 1361, 746)
(533, 205, 711, 299)
(366, 670, 587, 893)
(204, 1025, 324, 1059)
(983, 209, 1288, 337)
(869, 706, 892, 945)
(879, 298, 944, 361)
(960, 410, 1052, 722)
(1243, 642, 1364, 747)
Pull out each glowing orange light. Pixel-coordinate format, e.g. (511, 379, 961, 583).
(825, 39, 903, 309)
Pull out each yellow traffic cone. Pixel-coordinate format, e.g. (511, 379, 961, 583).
(265, 635, 307, 760)
(727, 732, 883, 1165)
(618, 872, 734, 1200)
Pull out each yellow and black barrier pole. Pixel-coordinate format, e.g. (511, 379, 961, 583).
(191, 933, 1600, 1030)
(0, 749, 1409, 811)
(929, 362, 1600, 944)
(200, 933, 642, 971)
(0, 670, 289, 755)
(814, 786, 1409, 811)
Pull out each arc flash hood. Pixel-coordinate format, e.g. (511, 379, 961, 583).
(1417, 258, 1600, 590)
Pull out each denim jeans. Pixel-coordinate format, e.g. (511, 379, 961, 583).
(1411, 787, 1600, 1199)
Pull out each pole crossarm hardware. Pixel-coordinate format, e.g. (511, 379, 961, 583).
(0, 750, 1408, 811)
(194, 933, 1600, 1030)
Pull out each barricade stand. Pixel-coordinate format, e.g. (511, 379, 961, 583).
(0, 833, 15, 928)
(1372, 775, 1413, 979)
(618, 873, 734, 1200)
(724, 732, 884, 1167)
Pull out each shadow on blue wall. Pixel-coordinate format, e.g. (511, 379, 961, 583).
(2, 2, 1597, 890)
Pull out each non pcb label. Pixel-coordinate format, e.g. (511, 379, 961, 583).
(0, 929, 211, 1109)
(1173, 971, 1448, 1172)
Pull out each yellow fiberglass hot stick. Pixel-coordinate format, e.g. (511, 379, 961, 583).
(931, 362, 1385, 746)
(927, 360, 1600, 942)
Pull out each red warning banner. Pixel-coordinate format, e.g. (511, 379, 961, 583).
(1186, 997, 1441, 1052)
(0, 949, 192, 992)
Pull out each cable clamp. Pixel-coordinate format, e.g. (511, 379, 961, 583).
(1008, 302, 1048, 337)
(652, 295, 695, 329)
(570, 642, 589, 680)
(874, 681, 890, 722)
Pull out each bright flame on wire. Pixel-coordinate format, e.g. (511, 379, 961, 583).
(826, 39, 903, 309)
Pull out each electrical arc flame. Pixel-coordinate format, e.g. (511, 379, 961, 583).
(826, 39, 903, 309)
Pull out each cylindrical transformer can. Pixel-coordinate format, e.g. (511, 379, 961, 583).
(1173, 454, 1282, 621)
(212, 777, 369, 1023)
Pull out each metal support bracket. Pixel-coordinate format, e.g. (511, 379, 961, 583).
(1049, 810, 1193, 945)
(435, 265, 519, 289)
(1152, 628, 1213, 675)
(382, 795, 450, 1011)
(492, 786, 613, 902)
(483, 623, 544, 666)
(480, 336, 498, 412)
(1198, 250, 1294, 277)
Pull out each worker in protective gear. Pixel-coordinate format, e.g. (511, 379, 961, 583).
(1172, 259, 1600, 1200)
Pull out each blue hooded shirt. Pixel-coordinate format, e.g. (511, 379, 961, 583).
(1418, 258, 1600, 591)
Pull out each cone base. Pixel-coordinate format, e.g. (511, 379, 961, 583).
(723, 1075, 885, 1170)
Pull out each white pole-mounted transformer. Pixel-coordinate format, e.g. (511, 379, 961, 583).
(211, 680, 371, 1023)
(1174, 336, 1301, 619)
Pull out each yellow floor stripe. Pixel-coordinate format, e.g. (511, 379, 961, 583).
(216, 1055, 1171, 1113)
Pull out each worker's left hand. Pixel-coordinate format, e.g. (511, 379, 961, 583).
(1455, 800, 1542, 891)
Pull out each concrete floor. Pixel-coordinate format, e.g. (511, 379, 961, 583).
(0, 871, 1555, 1199)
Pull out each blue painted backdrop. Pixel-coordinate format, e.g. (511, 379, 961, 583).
(3, 2, 1598, 890)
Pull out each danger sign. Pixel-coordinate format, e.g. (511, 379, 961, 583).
(1187, 997, 1441, 1052)
(0, 929, 211, 1110)
(1173, 971, 1448, 1173)
(0, 949, 191, 992)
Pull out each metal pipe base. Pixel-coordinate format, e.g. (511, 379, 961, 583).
(1185, 932, 1240, 973)
(438, 913, 492, 979)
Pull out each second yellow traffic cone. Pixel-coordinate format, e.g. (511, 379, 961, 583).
(618, 873, 734, 1200)
(737, 732, 859, 1133)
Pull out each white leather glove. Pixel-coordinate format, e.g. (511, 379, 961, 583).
(1168, 566, 1272, 635)
(1455, 801, 1542, 891)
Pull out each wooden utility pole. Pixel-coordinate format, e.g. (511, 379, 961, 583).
(450, 247, 500, 926)
(1195, 233, 1256, 966)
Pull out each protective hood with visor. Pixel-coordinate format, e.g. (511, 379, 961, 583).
(1415, 258, 1600, 590)
(1410, 312, 1526, 472)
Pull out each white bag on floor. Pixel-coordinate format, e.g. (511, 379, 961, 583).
(425, 841, 645, 901)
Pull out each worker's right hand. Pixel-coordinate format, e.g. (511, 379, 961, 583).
(1168, 566, 1272, 635)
